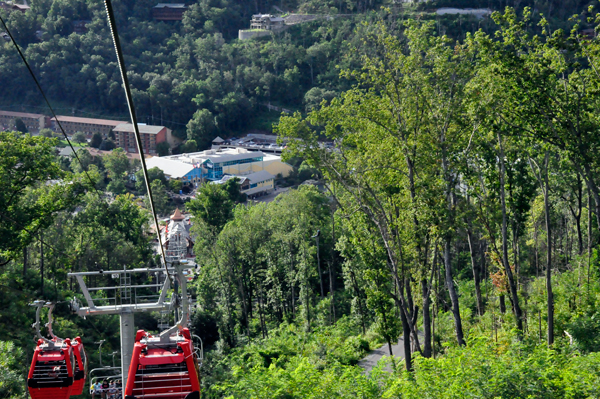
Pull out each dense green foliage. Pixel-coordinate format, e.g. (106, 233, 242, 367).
(6, 1, 600, 398)
(1, 0, 593, 151)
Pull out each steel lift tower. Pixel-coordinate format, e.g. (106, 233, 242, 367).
(68, 263, 193, 388)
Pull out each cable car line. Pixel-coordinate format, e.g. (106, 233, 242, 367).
(102, 0, 169, 276)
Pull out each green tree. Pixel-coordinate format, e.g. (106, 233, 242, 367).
(146, 179, 169, 216)
(135, 167, 167, 192)
(40, 128, 54, 138)
(180, 139, 197, 154)
(169, 179, 183, 193)
(103, 147, 130, 181)
(99, 139, 116, 151)
(90, 132, 102, 149)
(187, 109, 216, 151)
(0, 341, 25, 398)
(107, 178, 127, 195)
(278, 20, 472, 365)
(0, 132, 91, 264)
(72, 131, 87, 144)
(187, 179, 241, 231)
(156, 141, 170, 156)
(14, 118, 27, 134)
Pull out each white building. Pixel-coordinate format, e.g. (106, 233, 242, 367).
(163, 208, 193, 263)
(145, 147, 293, 186)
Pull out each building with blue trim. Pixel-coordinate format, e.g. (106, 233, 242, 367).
(145, 147, 292, 186)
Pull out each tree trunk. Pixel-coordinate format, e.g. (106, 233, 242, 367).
(467, 229, 483, 316)
(578, 162, 600, 241)
(542, 159, 554, 346)
(421, 278, 432, 357)
(399, 301, 412, 370)
(444, 239, 465, 345)
(588, 187, 593, 289)
(576, 174, 583, 255)
(328, 261, 335, 325)
(534, 222, 539, 278)
(315, 236, 324, 298)
(330, 210, 336, 322)
(290, 256, 296, 317)
(498, 133, 523, 332)
(23, 246, 28, 278)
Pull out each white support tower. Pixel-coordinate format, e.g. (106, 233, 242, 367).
(68, 264, 193, 388)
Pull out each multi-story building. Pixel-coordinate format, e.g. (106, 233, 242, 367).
(152, 3, 187, 21)
(145, 147, 292, 188)
(0, 110, 48, 132)
(250, 14, 285, 30)
(51, 116, 125, 138)
(112, 123, 170, 155)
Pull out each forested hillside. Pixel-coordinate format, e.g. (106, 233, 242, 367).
(0, 0, 595, 151)
(4, 1, 600, 399)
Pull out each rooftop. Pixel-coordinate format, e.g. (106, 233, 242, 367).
(164, 148, 265, 165)
(113, 123, 166, 135)
(52, 115, 125, 126)
(146, 157, 194, 178)
(252, 14, 284, 21)
(170, 208, 184, 221)
(245, 170, 275, 184)
(154, 3, 186, 8)
(58, 147, 75, 157)
(0, 110, 45, 119)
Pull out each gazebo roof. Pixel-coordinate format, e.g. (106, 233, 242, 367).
(212, 136, 225, 143)
(170, 208, 185, 221)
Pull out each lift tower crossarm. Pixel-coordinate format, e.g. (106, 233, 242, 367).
(68, 264, 193, 388)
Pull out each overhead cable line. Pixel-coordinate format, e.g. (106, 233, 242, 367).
(0, 15, 108, 203)
(102, 0, 169, 275)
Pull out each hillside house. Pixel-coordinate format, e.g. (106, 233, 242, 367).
(152, 3, 187, 21)
(0, 2, 30, 13)
(250, 14, 285, 30)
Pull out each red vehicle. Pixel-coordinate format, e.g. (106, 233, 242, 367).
(71, 336, 88, 396)
(27, 337, 74, 399)
(125, 328, 200, 399)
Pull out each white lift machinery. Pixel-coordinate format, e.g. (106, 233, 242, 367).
(68, 262, 194, 388)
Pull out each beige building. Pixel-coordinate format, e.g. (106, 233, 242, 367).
(0, 110, 48, 132)
(51, 116, 125, 138)
(222, 153, 292, 178)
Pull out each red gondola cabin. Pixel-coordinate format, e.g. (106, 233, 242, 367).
(125, 328, 200, 399)
(27, 338, 74, 399)
(71, 336, 88, 396)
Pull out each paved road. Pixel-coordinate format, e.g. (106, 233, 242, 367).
(251, 187, 290, 204)
(358, 336, 409, 373)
